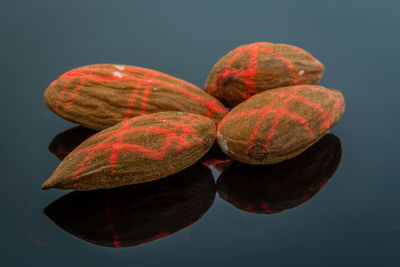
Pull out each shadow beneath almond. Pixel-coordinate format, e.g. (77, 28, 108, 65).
(44, 164, 215, 248)
(216, 134, 342, 214)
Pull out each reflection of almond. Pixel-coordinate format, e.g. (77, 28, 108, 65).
(42, 112, 216, 190)
(44, 164, 216, 248)
(216, 134, 342, 214)
(48, 126, 98, 160)
(44, 64, 228, 130)
(199, 142, 233, 173)
(205, 42, 324, 107)
(217, 85, 345, 165)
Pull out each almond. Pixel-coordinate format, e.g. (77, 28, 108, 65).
(217, 85, 345, 164)
(44, 64, 228, 130)
(205, 42, 324, 107)
(42, 111, 216, 190)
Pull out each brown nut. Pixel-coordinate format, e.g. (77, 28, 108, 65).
(205, 42, 324, 107)
(216, 85, 344, 165)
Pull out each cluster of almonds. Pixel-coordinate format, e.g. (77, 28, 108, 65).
(41, 42, 345, 191)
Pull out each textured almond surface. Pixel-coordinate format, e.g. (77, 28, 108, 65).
(44, 164, 215, 248)
(217, 134, 342, 214)
(217, 85, 345, 164)
(205, 42, 324, 107)
(42, 111, 216, 190)
(44, 64, 228, 130)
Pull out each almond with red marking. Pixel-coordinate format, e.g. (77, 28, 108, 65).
(42, 111, 216, 190)
(44, 64, 228, 130)
(216, 85, 345, 165)
(205, 42, 325, 107)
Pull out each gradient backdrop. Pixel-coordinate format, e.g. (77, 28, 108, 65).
(1, 0, 399, 266)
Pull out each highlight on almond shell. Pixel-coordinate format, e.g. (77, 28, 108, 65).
(42, 111, 216, 191)
(44, 64, 228, 130)
(44, 164, 216, 248)
(48, 126, 98, 160)
(216, 134, 342, 214)
(216, 85, 345, 165)
(204, 42, 325, 107)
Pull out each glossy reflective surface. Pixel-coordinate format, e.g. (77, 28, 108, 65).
(217, 134, 342, 214)
(1, 0, 400, 266)
(45, 164, 215, 248)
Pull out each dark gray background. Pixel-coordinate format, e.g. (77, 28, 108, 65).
(1, 0, 399, 266)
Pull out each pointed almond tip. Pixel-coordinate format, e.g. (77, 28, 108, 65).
(41, 184, 50, 190)
(41, 179, 54, 190)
